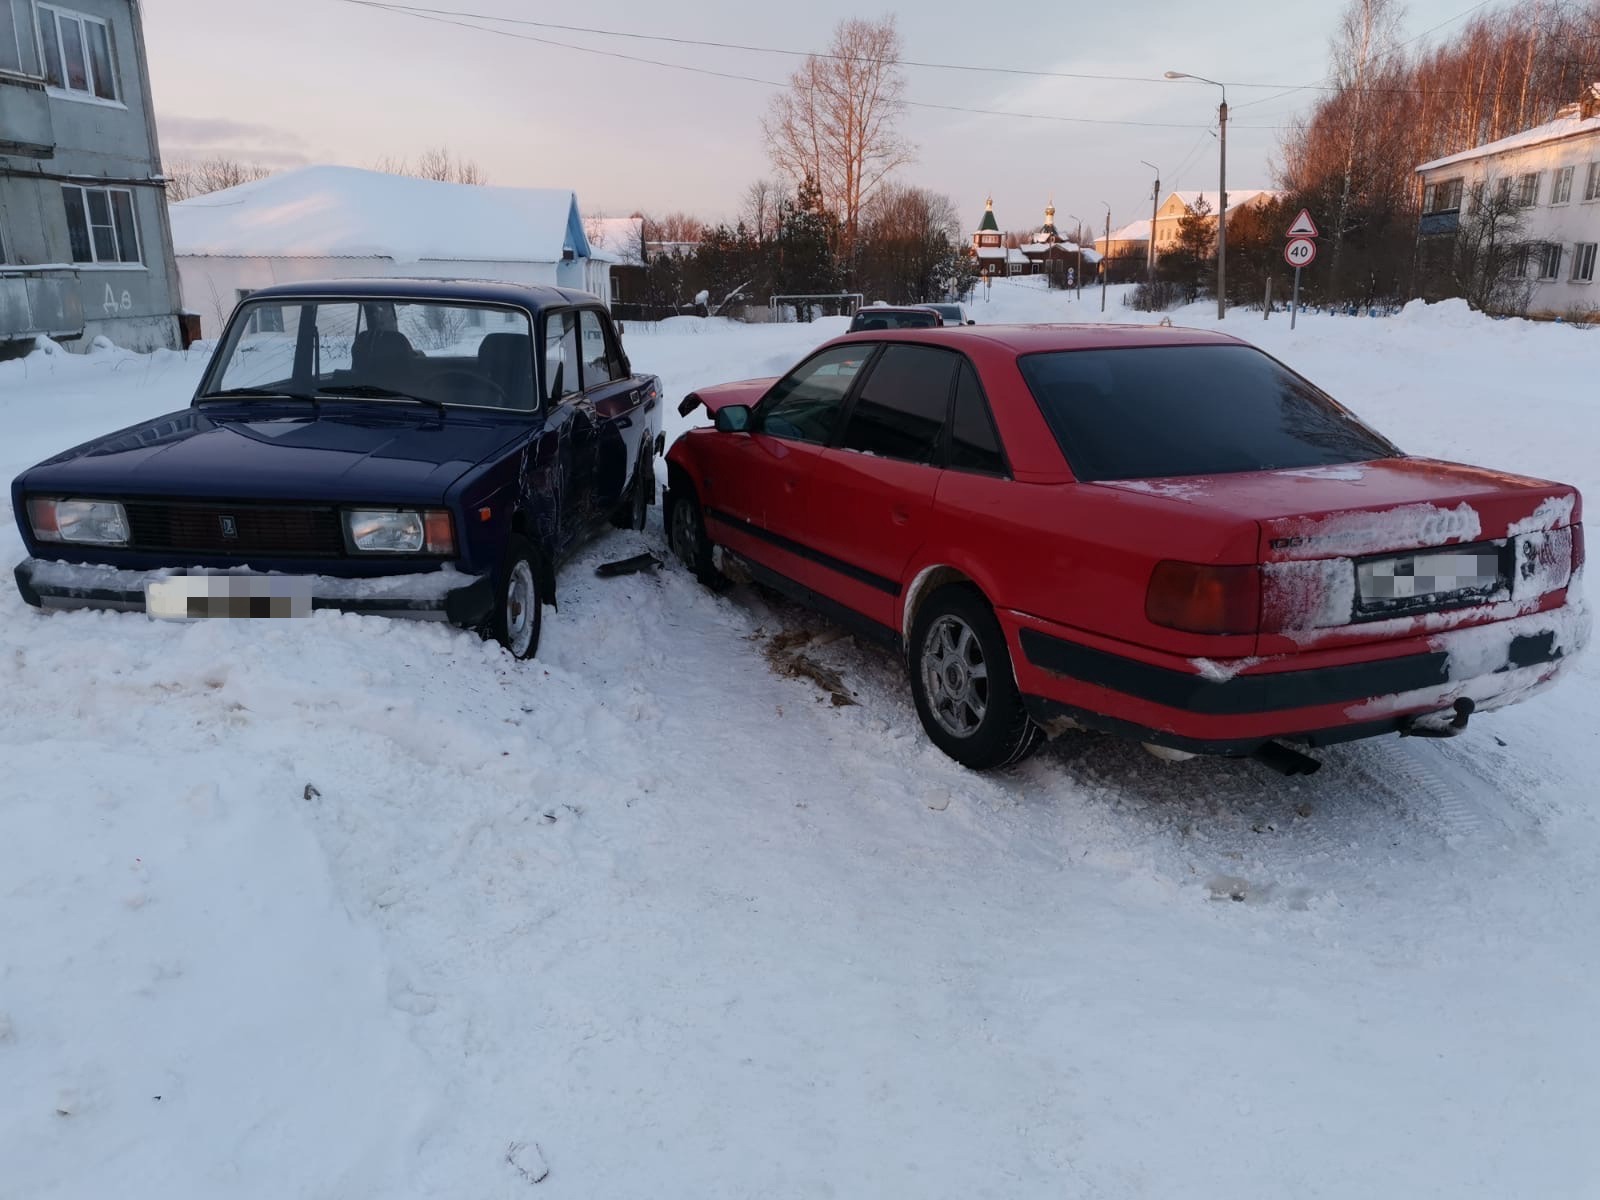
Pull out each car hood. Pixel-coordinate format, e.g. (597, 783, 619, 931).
(17, 404, 529, 504)
(1093, 457, 1581, 560)
(679, 378, 779, 418)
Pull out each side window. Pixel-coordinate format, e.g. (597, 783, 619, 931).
(838, 345, 957, 464)
(757, 344, 872, 445)
(544, 310, 579, 402)
(948, 361, 1007, 475)
(578, 309, 624, 387)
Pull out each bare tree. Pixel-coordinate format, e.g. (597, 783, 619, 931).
(165, 157, 270, 201)
(1326, 0, 1405, 287)
(373, 146, 488, 185)
(740, 178, 784, 244)
(761, 16, 915, 261)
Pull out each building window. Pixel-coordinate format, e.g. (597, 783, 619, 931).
(1586, 162, 1600, 203)
(1515, 172, 1540, 207)
(1425, 178, 1463, 213)
(1535, 242, 1563, 281)
(1573, 243, 1597, 284)
(36, 3, 117, 101)
(62, 184, 141, 264)
(1551, 166, 1575, 205)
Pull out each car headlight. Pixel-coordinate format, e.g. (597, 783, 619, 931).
(28, 497, 129, 546)
(345, 509, 454, 554)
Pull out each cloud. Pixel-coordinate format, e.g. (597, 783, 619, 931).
(158, 114, 310, 164)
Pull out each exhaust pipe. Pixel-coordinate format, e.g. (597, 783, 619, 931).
(1252, 741, 1322, 776)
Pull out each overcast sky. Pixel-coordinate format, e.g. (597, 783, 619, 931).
(145, 0, 1484, 236)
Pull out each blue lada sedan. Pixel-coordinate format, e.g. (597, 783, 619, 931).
(11, 279, 663, 659)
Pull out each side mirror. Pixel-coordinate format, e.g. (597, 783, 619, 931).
(967, 319, 976, 325)
(714, 404, 752, 433)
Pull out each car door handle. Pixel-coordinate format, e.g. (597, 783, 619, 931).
(891, 507, 910, 525)
(784, 477, 799, 494)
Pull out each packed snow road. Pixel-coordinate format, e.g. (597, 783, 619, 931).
(2, 285, 1597, 1198)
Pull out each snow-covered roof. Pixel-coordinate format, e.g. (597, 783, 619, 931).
(588, 216, 644, 266)
(1104, 219, 1153, 242)
(171, 165, 593, 264)
(1169, 189, 1283, 215)
(976, 246, 1007, 260)
(1417, 107, 1600, 173)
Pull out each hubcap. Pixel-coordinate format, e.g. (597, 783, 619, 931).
(505, 560, 536, 655)
(921, 615, 989, 739)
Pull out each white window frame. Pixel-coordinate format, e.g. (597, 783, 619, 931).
(1551, 165, 1575, 206)
(61, 183, 142, 265)
(35, 2, 120, 104)
(1536, 242, 1563, 282)
(1572, 243, 1598, 285)
(1515, 172, 1540, 208)
(1585, 162, 1600, 204)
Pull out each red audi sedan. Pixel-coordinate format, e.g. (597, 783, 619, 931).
(664, 326, 1587, 772)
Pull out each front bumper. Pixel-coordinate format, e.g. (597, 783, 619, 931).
(1009, 603, 1587, 756)
(14, 558, 496, 628)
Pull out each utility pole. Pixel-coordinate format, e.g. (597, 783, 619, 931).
(1101, 203, 1111, 313)
(1165, 70, 1229, 319)
(1069, 214, 1083, 299)
(1140, 161, 1160, 281)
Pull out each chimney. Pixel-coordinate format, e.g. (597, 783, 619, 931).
(1582, 82, 1600, 121)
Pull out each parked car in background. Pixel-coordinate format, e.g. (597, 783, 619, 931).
(847, 306, 943, 333)
(11, 279, 663, 660)
(926, 303, 975, 326)
(667, 325, 1585, 772)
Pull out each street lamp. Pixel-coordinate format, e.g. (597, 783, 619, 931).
(1139, 160, 1160, 281)
(1165, 70, 1228, 320)
(1068, 213, 1083, 298)
(1100, 201, 1111, 313)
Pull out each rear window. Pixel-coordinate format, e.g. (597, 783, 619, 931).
(1017, 344, 1399, 481)
(851, 310, 938, 331)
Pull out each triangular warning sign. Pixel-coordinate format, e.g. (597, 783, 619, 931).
(1286, 209, 1320, 238)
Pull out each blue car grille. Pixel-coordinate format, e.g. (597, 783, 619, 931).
(123, 502, 345, 557)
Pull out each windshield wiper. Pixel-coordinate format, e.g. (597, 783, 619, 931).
(314, 384, 447, 415)
(198, 386, 319, 403)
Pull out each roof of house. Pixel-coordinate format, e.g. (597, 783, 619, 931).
(1416, 105, 1600, 172)
(1167, 189, 1284, 216)
(1103, 218, 1154, 242)
(170, 165, 593, 263)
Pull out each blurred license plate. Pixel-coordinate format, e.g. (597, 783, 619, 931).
(1356, 546, 1505, 614)
(146, 576, 313, 620)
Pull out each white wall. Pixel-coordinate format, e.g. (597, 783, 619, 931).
(1420, 129, 1600, 316)
(176, 256, 610, 337)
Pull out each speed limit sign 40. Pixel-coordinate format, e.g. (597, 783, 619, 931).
(1284, 237, 1317, 267)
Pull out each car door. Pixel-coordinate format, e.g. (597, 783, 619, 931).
(577, 308, 651, 518)
(540, 308, 598, 553)
(799, 343, 961, 630)
(703, 343, 875, 593)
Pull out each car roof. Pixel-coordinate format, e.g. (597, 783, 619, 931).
(836, 323, 1246, 351)
(858, 305, 939, 315)
(238, 276, 602, 312)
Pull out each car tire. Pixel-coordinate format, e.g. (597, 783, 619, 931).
(611, 452, 653, 531)
(665, 478, 725, 590)
(490, 535, 543, 660)
(908, 584, 1042, 770)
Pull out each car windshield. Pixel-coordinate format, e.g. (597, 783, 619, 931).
(1018, 344, 1400, 481)
(200, 298, 539, 411)
(851, 309, 938, 331)
(928, 305, 963, 321)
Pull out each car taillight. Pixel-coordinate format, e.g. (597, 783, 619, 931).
(1146, 561, 1260, 635)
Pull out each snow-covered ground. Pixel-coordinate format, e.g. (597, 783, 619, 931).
(3, 283, 1597, 1199)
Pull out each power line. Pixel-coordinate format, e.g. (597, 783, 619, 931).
(335, 0, 1289, 131)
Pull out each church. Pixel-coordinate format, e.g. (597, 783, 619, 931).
(969, 198, 1098, 278)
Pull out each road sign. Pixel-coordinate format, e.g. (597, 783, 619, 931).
(1284, 237, 1317, 268)
(1286, 209, 1320, 238)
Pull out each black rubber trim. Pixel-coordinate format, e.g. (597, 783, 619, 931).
(1021, 694, 1426, 757)
(13, 561, 42, 608)
(1018, 626, 1563, 717)
(705, 507, 900, 596)
(739, 556, 901, 650)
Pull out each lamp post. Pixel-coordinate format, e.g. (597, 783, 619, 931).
(1140, 160, 1160, 281)
(1068, 214, 1083, 299)
(1165, 70, 1227, 320)
(1100, 202, 1111, 313)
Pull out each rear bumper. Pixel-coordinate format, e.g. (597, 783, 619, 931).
(1008, 604, 1586, 755)
(14, 558, 496, 628)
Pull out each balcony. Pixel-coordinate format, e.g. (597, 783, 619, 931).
(1418, 211, 1460, 237)
(0, 270, 86, 342)
(0, 71, 55, 157)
